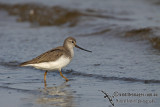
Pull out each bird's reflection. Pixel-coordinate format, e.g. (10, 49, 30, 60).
(37, 81, 75, 107)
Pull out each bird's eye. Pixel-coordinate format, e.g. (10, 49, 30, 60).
(72, 41, 74, 43)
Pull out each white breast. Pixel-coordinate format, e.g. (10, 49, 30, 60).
(25, 55, 71, 71)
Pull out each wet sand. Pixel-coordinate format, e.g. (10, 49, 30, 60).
(0, 0, 160, 107)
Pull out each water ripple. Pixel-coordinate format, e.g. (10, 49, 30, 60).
(65, 70, 160, 84)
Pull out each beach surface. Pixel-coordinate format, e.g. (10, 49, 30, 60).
(0, 0, 160, 107)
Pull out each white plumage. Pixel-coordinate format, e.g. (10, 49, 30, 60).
(24, 55, 71, 71)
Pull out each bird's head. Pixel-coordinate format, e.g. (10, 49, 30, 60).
(64, 37, 92, 52)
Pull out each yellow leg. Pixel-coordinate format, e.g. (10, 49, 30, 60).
(59, 69, 69, 82)
(44, 79, 47, 88)
(44, 71, 48, 82)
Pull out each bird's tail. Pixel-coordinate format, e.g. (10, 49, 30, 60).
(19, 61, 30, 66)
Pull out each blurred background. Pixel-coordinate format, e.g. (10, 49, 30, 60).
(0, 0, 160, 107)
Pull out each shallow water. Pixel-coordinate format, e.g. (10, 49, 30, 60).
(0, 0, 160, 107)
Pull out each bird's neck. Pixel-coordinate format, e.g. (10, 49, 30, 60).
(70, 48, 74, 58)
(64, 45, 74, 58)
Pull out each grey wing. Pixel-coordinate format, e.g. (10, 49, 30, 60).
(20, 48, 65, 66)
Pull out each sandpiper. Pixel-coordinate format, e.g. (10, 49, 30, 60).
(20, 37, 92, 82)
